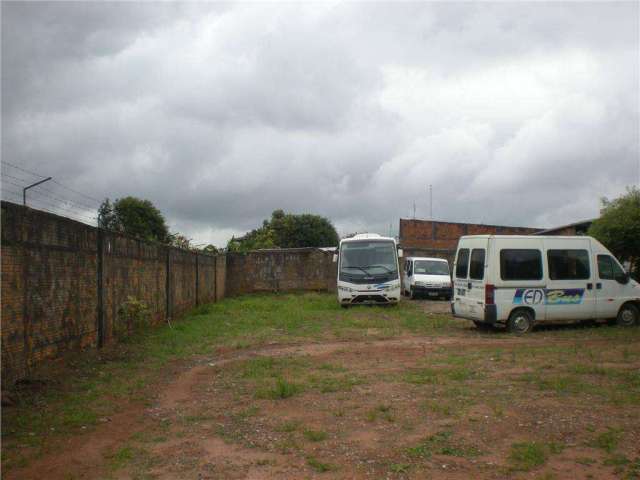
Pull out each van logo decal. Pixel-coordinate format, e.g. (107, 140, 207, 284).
(514, 288, 584, 305)
(514, 289, 545, 305)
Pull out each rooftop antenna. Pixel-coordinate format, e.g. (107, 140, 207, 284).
(429, 184, 433, 219)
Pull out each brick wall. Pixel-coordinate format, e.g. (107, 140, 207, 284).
(225, 248, 337, 297)
(1, 201, 220, 384)
(399, 219, 541, 251)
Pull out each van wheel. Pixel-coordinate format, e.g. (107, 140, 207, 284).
(341, 304, 349, 309)
(409, 287, 415, 300)
(616, 303, 639, 327)
(507, 309, 533, 335)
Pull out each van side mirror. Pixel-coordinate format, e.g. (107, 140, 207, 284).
(616, 272, 630, 285)
(332, 254, 338, 263)
(397, 249, 403, 258)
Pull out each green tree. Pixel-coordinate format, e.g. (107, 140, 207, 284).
(227, 210, 339, 252)
(97, 198, 117, 230)
(201, 244, 219, 255)
(97, 196, 169, 243)
(168, 233, 191, 250)
(588, 186, 640, 274)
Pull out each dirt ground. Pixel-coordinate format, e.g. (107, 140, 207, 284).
(5, 299, 640, 480)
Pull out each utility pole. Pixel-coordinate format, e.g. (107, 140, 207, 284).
(429, 184, 433, 219)
(413, 201, 416, 219)
(23, 177, 52, 206)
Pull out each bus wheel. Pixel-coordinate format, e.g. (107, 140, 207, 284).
(617, 303, 639, 327)
(507, 309, 533, 335)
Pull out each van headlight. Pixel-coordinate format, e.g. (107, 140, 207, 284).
(338, 285, 354, 292)
(415, 281, 425, 287)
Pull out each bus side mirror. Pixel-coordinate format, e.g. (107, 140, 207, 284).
(398, 249, 403, 258)
(332, 254, 338, 263)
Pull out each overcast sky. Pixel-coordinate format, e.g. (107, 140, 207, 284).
(2, 1, 639, 246)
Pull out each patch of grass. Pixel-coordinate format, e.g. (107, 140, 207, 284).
(589, 428, 623, 454)
(303, 429, 328, 442)
(367, 404, 395, 423)
(318, 362, 347, 373)
(307, 456, 335, 472)
(509, 442, 548, 471)
(389, 462, 411, 474)
(108, 445, 140, 471)
(603, 454, 630, 467)
(255, 377, 301, 399)
(405, 431, 480, 459)
(276, 420, 301, 433)
(310, 374, 366, 393)
(404, 368, 441, 385)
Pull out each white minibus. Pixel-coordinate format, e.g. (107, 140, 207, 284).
(452, 235, 640, 333)
(402, 257, 452, 300)
(335, 233, 402, 307)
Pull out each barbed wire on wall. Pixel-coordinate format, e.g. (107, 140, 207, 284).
(1, 161, 102, 226)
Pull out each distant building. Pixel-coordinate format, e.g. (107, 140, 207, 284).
(398, 218, 595, 263)
(399, 219, 540, 263)
(532, 219, 594, 236)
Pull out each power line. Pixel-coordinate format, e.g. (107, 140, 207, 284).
(2, 172, 100, 211)
(1, 185, 97, 222)
(1, 160, 44, 179)
(2, 160, 103, 204)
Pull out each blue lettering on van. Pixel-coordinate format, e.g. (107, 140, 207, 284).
(513, 288, 584, 305)
(514, 289, 544, 305)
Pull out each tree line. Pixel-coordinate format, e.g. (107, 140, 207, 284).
(97, 187, 638, 269)
(97, 197, 339, 253)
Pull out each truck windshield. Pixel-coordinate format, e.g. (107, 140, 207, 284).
(414, 260, 449, 276)
(339, 240, 398, 283)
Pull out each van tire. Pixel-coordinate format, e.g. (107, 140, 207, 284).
(507, 309, 533, 335)
(409, 287, 415, 300)
(341, 304, 349, 309)
(473, 320, 491, 330)
(616, 303, 639, 327)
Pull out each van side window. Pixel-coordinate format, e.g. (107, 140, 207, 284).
(598, 255, 624, 280)
(500, 249, 542, 281)
(455, 249, 469, 279)
(469, 249, 485, 280)
(547, 250, 590, 280)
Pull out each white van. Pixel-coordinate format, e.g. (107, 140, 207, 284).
(402, 257, 452, 300)
(335, 233, 402, 307)
(452, 235, 640, 333)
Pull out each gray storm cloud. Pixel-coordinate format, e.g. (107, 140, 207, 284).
(2, 1, 638, 246)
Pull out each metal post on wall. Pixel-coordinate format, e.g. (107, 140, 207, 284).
(195, 252, 199, 306)
(23, 177, 52, 206)
(96, 229, 105, 348)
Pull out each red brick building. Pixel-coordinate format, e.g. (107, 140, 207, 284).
(399, 219, 541, 263)
(398, 218, 595, 264)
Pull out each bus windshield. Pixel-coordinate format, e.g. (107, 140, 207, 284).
(414, 260, 449, 276)
(339, 240, 398, 283)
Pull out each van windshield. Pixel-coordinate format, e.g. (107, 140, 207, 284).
(339, 240, 398, 283)
(414, 260, 449, 276)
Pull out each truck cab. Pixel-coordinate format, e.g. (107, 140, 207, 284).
(402, 257, 452, 300)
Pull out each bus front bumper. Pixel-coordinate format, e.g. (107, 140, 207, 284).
(338, 285, 401, 305)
